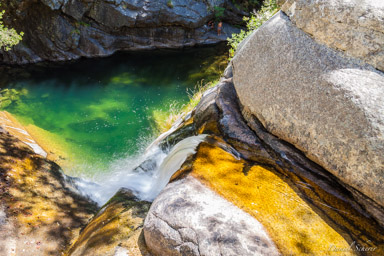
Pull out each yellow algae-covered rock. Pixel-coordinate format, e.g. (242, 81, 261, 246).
(21, 123, 74, 171)
(66, 188, 151, 256)
(144, 175, 279, 256)
(190, 142, 384, 256)
(0, 130, 97, 256)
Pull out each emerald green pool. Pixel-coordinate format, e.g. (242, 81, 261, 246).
(2, 46, 227, 177)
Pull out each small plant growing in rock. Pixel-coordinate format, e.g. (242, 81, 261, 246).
(71, 28, 81, 35)
(228, 0, 278, 58)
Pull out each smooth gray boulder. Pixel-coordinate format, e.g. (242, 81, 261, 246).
(143, 176, 279, 256)
(232, 11, 384, 208)
(282, 0, 384, 72)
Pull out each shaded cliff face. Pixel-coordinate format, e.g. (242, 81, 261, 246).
(0, 0, 243, 64)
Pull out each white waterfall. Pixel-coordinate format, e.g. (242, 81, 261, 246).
(145, 134, 207, 200)
(72, 134, 207, 205)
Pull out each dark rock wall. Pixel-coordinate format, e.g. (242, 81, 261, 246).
(0, 0, 243, 64)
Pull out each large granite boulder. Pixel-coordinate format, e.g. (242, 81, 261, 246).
(143, 75, 384, 255)
(232, 11, 384, 208)
(0, 0, 242, 64)
(282, 0, 384, 72)
(143, 175, 279, 256)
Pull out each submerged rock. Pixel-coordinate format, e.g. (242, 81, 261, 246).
(232, 11, 384, 210)
(0, 0, 242, 64)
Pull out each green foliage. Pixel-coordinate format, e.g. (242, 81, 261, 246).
(71, 28, 81, 35)
(153, 79, 219, 133)
(214, 6, 226, 21)
(0, 6, 23, 51)
(167, 0, 174, 8)
(228, 0, 279, 58)
(77, 21, 90, 28)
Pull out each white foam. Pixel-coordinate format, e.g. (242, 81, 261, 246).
(145, 134, 207, 200)
(73, 135, 207, 205)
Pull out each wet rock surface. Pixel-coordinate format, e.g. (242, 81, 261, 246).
(0, 0, 242, 64)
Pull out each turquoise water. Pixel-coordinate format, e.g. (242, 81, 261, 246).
(3, 46, 227, 176)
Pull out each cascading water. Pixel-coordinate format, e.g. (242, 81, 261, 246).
(146, 134, 207, 199)
(71, 134, 207, 205)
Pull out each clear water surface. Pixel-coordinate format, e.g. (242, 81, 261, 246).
(3, 46, 227, 177)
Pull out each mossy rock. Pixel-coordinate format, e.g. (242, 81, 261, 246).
(65, 188, 151, 256)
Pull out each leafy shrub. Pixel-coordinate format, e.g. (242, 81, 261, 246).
(228, 0, 279, 58)
(214, 6, 226, 21)
(167, 0, 174, 8)
(0, 6, 23, 51)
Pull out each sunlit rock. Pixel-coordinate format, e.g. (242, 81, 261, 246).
(0, 130, 97, 255)
(143, 68, 384, 255)
(232, 11, 384, 209)
(144, 175, 279, 256)
(282, 0, 384, 71)
(66, 188, 151, 256)
(190, 142, 384, 255)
